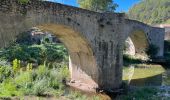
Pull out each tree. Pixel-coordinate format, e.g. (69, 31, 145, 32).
(128, 0, 170, 24)
(77, 0, 118, 12)
(18, 0, 29, 4)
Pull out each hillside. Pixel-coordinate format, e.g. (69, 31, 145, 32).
(128, 0, 170, 24)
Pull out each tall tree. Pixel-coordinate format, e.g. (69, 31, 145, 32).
(77, 0, 118, 12)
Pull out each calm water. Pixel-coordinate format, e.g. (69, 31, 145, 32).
(123, 64, 170, 86)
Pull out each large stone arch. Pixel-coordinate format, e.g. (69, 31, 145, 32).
(0, 0, 126, 91)
(37, 24, 98, 87)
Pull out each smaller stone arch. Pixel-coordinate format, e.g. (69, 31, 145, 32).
(129, 29, 149, 56)
(124, 19, 165, 58)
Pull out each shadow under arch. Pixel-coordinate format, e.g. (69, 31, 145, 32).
(36, 24, 98, 87)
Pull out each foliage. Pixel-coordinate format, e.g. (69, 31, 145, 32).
(13, 59, 21, 74)
(0, 43, 68, 65)
(128, 0, 170, 24)
(32, 78, 49, 96)
(78, 0, 118, 12)
(0, 62, 70, 97)
(0, 79, 23, 97)
(26, 63, 32, 71)
(0, 65, 13, 83)
(146, 44, 159, 59)
(16, 31, 32, 45)
(18, 0, 29, 4)
(0, 59, 11, 67)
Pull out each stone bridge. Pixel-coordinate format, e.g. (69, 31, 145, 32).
(0, 0, 165, 92)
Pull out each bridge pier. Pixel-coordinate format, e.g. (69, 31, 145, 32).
(68, 41, 123, 92)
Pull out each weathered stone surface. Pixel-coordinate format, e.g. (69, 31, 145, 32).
(0, 0, 165, 92)
(124, 37, 135, 56)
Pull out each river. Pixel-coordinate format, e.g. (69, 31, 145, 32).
(123, 64, 170, 86)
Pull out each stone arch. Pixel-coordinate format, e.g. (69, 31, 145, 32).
(124, 20, 153, 58)
(125, 29, 149, 56)
(37, 24, 98, 86)
(0, 0, 127, 91)
(0, 0, 100, 90)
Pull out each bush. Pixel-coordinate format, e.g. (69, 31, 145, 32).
(0, 60, 11, 67)
(0, 44, 68, 65)
(0, 79, 22, 97)
(32, 78, 49, 96)
(0, 65, 13, 82)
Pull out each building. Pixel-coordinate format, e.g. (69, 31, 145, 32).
(30, 27, 60, 44)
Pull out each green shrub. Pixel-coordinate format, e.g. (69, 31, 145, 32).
(0, 65, 13, 82)
(0, 60, 11, 67)
(15, 71, 32, 88)
(36, 65, 50, 79)
(12, 59, 21, 74)
(0, 44, 68, 65)
(32, 78, 49, 96)
(0, 79, 23, 97)
(18, 0, 29, 4)
(0, 60, 70, 98)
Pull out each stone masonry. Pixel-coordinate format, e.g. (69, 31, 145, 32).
(0, 0, 165, 92)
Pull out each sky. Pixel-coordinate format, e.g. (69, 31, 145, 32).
(47, 0, 141, 12)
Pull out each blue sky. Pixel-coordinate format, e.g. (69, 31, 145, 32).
(47, 0, 140, 12)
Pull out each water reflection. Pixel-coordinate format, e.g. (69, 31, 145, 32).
(130, 74, 162, 86)
(123, 65, 170, 86)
